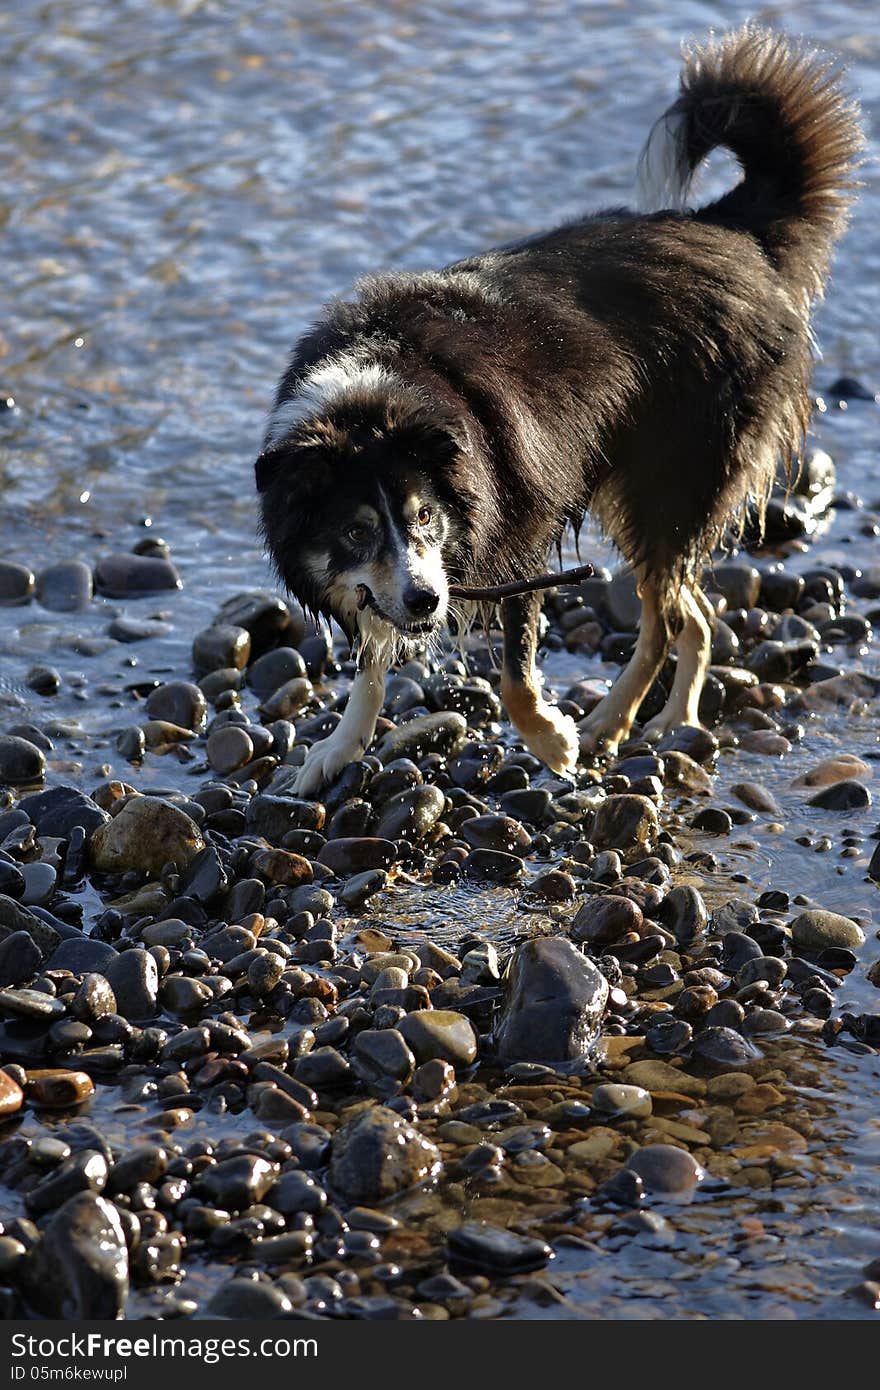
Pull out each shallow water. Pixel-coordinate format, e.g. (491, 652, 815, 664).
(1, 0, 880, 1320)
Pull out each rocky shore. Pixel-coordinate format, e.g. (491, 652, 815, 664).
(1, 421, 880, 1319)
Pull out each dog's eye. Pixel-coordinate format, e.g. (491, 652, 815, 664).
(347, 525, 369, 544)
(417, 506, 432, 527)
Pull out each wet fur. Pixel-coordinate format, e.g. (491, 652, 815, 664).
(256, 25, 861, 775)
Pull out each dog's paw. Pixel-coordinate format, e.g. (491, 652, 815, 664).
(577, 707, 629, 760)
(520, 705, 580, 776)
(292, 737, 366, 798)
(642, 710, 702, 740)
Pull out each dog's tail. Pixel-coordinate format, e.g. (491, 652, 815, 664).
(638, 24, 863, 301)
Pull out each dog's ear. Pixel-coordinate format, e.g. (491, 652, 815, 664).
(254, 444, 288, 494)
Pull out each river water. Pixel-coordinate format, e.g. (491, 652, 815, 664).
(1, 0, 880, 1320)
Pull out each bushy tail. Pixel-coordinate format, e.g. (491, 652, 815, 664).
(638, 24, 863, 300)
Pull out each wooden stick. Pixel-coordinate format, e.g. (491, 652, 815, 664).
(448, 562, 594, 602)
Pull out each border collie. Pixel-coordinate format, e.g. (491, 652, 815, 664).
(255, 24, 861, 797)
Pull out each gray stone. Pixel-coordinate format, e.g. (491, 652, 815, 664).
(374, 712, 467, 764)
(103, 949, 160, 1019)
(624, 1144, 705, 1200)
(591, 794, 658, 852)
(0, 736, 45, 786)
(21, 1194, 128, 1318)
(791, 909, 865, 950)
(36, 561, 93, 612)
(398, 1010, 478, 1067)
(329, 1106, 443, 1203)
(495, 937, 609, 1062)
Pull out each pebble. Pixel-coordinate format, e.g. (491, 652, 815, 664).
(192, 624, 251, 672)
(624, 1144, 705, 1200)
(570, 894, 643, 944)
(145, 681, 207, 732)
(375, 785, 446, 841)
(495, 936, 609, 1062)
(28, 1069, 96, 1107)
(374, 712, 467, 763)
(807, 780, 871, 810)
(790, 909, 865, 950)
(0, 560, 34, 603)
(0, 735, 45, 785)
(398, 1010, 478, 1066)
(36, 561, 94, 612)
(592, 794, 658, 851)
(94, 552, 181, 597)
(88, 796, 205, 875)
(592, 1083, 652, 1119)
(103, 949, 160, 1019)
(21, 1193, 128, 1318)
(207, 725, 254, 774)
(328, 1106, 443, 1203)
(0, 1068, 24, 1115)
(447, 1221, 552, 1274)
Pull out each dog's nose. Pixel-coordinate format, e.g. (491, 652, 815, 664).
(403, 586, 440, 618)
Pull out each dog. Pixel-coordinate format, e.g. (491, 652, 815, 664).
(255, 24, 861, 798)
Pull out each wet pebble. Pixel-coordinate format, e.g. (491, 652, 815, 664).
(623, 1144, 705, 1201)
(329, 1105, 443, 1203)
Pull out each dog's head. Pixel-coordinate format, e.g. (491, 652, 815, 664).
(255, 360, 478, 644)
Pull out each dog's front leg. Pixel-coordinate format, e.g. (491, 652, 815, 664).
(292, 650, 389, 797)
(500, 592, 579, 776)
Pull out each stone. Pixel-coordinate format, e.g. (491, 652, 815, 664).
(730, 782, 781, 814)
(88, 797, 204, 875)
(0, 931, 42, 986)
(198, 1154, 280, 1211)
(622, 1060, 706, 1098)
(375, 785, 446, 842)
(692, 1026, 761, 1069)
(0, 735, 45, 785)
(0, 988, 65, 1021)
(659, 885, 707, 942)
(35, 561, 94, 612)
(592, 1083, 652, 1119)
(207, 725, 254, 774)
(247, 647, 307, 698)
(353, 1029, 416, 1082)
(103, 949, 160, 1019)
(259, 676, 313, 721)
(591, 794, 658, 852)
(461, 849, 524, 884)
(0, 899, 61, 957)
(460, 815, 530, 856)
(206, 1279, 292, 1319)
(0, 560, 35, 603)
(192, 625, 251, 673)
(624, 1144, 705, 1200)
(21, 1194, 128, 1318)
(94, 553, 181, 597)
(27, 1070, 96, 1107)
(0, 1068, 24, 1116)
(791, 910, 865, 950)
(374, 712, 467, 764)
(145, 681, 207, 732)
(317, 838, 397, 874)
(495, 937, 609, 1062)
(447, 1221, 552, 1274)
(329, 1106, 443, 1203)
(793, 754, 871, 788)
(47, 937, 117, 975)
(398, 1010, 478, 1067)
(807, 780, 871, 810)
(250, 848, 313, 887)
(570, 894, 643, 944)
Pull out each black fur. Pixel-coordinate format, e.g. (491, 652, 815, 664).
(257, 24, 861, 644)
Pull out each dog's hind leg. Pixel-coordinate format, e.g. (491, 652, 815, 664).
(292, 649, 389, 797)
(643, 584, 713, 735)
(501, 592, 579, 776)
(578, 573, 671, 757)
